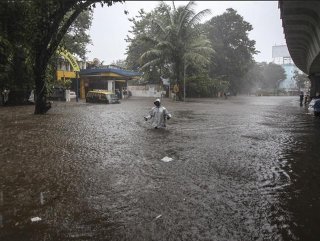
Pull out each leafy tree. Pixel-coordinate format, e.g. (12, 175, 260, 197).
(261, 62, 286, 94)
(125, 8, 154, 71)
(242, 62, 287, 95)
(138, 1, 214, 100)
(186, 75, 229, 98)
(292, 69, 308, 91)
(0, 37, 11, 92)
(126, 3, 174, 71)
(0, 1, 34, 102)
(240, 61, 264, 94)
(1, 3, 94, 105)
(1, 0, 122, 113)
(86, 57, 105, 68)
(60, 10, 93, 60)
(205, 8, 257, 95)
(111, 59, 127, 68)
(50, 11, 93, 96)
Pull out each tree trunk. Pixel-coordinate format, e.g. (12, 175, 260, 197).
(175, 62, 183, 101)
(176, 83, 183, 100)
(34, 63, 51, 114)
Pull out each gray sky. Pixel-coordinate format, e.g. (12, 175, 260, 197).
(86, 1, 286, 64)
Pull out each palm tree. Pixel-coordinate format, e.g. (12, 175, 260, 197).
(140, 1, 214, 100)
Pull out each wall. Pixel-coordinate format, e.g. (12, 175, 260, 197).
(127, 84, 164, 98)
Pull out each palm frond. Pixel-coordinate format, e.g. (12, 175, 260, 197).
(177, 1, 195, 27)
(184, 52, 211, 67)
(140, 58, 162, 70)
(137, 1, 214, 83)
(189, 38, 212, 49)
(140, 49, 162, 61)
(172, 1, 176, 12)
(151, 18, 167, 35)
(155, 41, 175, 51)
(187, 8, 211, 28)
(140, 35, 158, 45)
(176, 8, 193, 36)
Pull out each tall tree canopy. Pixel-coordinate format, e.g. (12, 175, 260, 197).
(241, 62, 286, 95)
(125, 8, 156, 71)
(61, 10, 93, 60)
(292, 70, 308, 91)
(0, 1, 34, 98)
(205, 8, 257, 95)
(126, 1, 213, 100)
(240, 61, 263, 94)
(261, 62, 286, 91)
(0, 0, 122, 114)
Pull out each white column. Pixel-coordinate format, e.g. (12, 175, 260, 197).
(108, 80, 114, 92)
(65, 89, 70, 102)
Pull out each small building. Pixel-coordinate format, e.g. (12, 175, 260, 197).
(79, 66, 142, 98)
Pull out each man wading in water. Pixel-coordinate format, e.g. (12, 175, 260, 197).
(144, 98, 172, 129)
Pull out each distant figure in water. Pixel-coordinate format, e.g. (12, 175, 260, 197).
(144, 98, 172, 129)
(299, 91, 304, 106)
(224, 92, 227, 99)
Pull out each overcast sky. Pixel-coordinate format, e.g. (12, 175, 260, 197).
(86, 1, 286, 64)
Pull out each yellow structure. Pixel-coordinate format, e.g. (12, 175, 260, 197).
(56, 47, 80, 72)
(55, 49, 142, 99)
(56, 48, 82, 85)
(56, 70, 76, 80)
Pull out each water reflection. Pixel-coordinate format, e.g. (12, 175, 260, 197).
(276, 116, 320, 240)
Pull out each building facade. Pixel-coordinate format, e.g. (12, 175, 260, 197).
(56, 55, 142, 99)
(79, 65, 142, 99)
(272, 45, 300, 94)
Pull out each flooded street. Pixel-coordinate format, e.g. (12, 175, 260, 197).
(0, 96, 319, 241)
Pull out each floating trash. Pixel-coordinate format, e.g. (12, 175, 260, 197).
(0, 191, 3, 205)
(40, 192, 44, 205)
(31, 217, 42, 222)
(154, 214, 162, 220)
(161, 156, 173, 162)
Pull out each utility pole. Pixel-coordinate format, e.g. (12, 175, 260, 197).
(76, 72, 79, 102)
(184, 55, 186, 102)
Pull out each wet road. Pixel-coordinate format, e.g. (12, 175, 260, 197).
(0, 96, 319, 241)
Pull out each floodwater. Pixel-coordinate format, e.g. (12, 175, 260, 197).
(0, 96, 319, 241)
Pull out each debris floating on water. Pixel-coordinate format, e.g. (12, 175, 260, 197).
(161, 156, 173, 162)
(155, 214, 162, 220)
(31, 217, 42, 222)
(0, 191, 3, 205)
(40, 192, 44, 205)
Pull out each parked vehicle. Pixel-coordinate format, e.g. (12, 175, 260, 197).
(307, 98, 320, 116)
(313, 99, 320, 116)
(308, 98, 319, 111)
(86, 90, 120, 104)
(69, 91, 77, 99)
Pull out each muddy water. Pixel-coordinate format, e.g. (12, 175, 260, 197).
(0, 96, 319, 241)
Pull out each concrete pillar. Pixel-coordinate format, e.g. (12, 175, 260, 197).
(309, 74, 320, 98)
(65, 89, 70, 102)
(80, 79, 85, 98)
(108, 80, 114, 92)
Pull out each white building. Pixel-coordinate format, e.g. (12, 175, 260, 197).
(272, 45, 300, 93)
